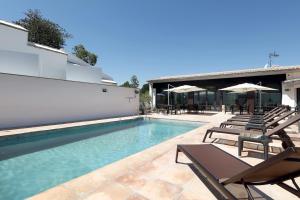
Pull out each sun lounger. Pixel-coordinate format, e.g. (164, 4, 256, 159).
(231, 106, 288, 120)
(220, 110, 295, 130)
(232, 106, 281, 119)
(203, 114, 300, 159)
(227, 107, 288, 123)
(204, 113, 300, 143)
(175, 144, 300, 199)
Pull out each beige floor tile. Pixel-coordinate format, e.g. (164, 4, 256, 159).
(159, 164, 194, 185)
(136, 179, 182, 200)
(126, 193, 149, 200)
(85, 183, 132, 200)
(179, 177, 217, 200)
(63, 172, 108, 197)
(115, 171, 147, 190)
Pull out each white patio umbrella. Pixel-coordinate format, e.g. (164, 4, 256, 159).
(220, 83, 277, 109)
(220, 83, 277, 93)
(164, 85, 206, 105)
(164, 85, 206, 93)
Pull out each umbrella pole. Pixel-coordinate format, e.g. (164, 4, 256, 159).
(259, 90, 262, 111)
(168, 86, 170, 106)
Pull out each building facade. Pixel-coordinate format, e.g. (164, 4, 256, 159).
(148, 66, 300, 111)
(0, 20, 139, 129)
(0, 20, 115, 85)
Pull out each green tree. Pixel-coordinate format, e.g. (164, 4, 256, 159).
(15, 9, 72, 49)
(140, 84, 149, 94)
(120, 81, 131, 87)
(140, 91, 152, 114)
(130, 75, 139, 88)
(73, 44, 98, 66)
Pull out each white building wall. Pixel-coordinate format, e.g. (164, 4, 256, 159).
(0, 23, 68, 79)
(282, 71, 300, 108)
(0, 50, 40, 76)
(282, 82, 296, 108)
(34, 47, 67, 79)
(0, 73, 139, 129)
(0, 24, 28, 49)
(66, 64, 102, 84)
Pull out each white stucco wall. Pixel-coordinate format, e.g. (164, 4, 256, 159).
(66, 64, 102, 84)
(0, 50, 39, 76)
(0, 23, 68, 79)
(282, 82, 296, 107)
(282, 71, 300, 108)
(0, 73, 139, 129)
(31, 45, 67, 79)
(0, 22, 110, 84)
(0, 24, 28, 49)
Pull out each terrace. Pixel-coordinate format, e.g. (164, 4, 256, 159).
(1, 112, 295, 199)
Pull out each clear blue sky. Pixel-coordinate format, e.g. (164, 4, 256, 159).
(1, 0, 300, 85)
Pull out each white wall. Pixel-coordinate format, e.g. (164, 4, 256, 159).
(0, 50, 39, 76)
(282, 82, 296, 107)
(282, 71, 300, 108)
(0, 22, 108, 83)
(32, 46, 67, 79)
(66, 64, 102, 84)
(0, 23, 68, 80)
(0, 73, 139, 129)
(0, 24, 28, 49)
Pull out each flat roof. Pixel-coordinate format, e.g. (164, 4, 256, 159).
(148, 65, 300, 83)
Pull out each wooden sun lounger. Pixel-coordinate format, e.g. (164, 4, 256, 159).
(175, 144, 300, 199)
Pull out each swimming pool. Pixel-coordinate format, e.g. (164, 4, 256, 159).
(0, 118, 202, 200)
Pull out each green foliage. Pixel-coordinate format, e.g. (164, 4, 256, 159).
(73, 44, 98, 66)
(140, 84, 149, 94)
(130, 75, 139, 88)
(120, 75, 139, 88)
(120, 81, 131, 87)
(15, 9, 72, 49)
(139, 89, 152, 114)
(140, 92, 151, 104)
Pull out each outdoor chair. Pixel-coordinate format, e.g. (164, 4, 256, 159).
(203, 113, 300, 159)
(227, 106, 288, 123)
(220, 110, 295, 130)
(232, 106, 281, 118)
(230, 106, 286, 120)
(175, 144, 300, 199)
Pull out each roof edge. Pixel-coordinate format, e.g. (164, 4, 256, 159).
(148, 65, 300, 83)
(0, 20, 28, 32)
(28, 42, 67, 55)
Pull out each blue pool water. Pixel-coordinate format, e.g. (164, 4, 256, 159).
(0, 118, 202, 200)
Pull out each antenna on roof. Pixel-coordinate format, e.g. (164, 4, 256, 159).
(268, 51, 279, 67)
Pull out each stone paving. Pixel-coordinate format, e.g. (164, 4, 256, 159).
(10, 112, 299, 200)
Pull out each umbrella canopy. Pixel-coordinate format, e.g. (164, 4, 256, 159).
(220, 83, 277, 93)
(164, 85, 206, 93)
